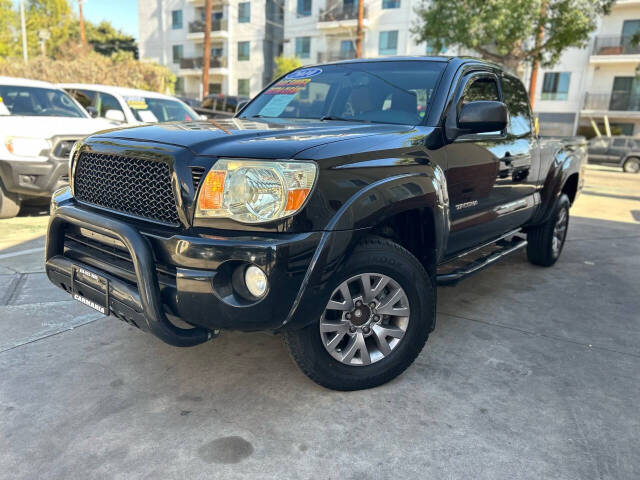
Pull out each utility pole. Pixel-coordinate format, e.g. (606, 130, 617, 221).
(528, 0, 548, 109)
(78, 0, 87, 46)
(355, 0, 364, 58)
(20, 0, 28, 64)
(202, 0, 213, 98)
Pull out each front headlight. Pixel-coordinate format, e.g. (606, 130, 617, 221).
(4, 136, 51, 157)
(195, 159, 317, 223)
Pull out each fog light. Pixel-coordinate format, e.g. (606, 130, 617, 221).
(245, 265, 267, 298)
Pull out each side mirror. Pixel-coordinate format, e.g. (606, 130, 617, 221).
(457, 101, 507, 135)
(86, 106, 98, 118)
(105, 109, 126, 123)
(235, 100, 249, 114)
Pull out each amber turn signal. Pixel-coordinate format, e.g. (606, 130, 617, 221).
(198, 170, 226, 211)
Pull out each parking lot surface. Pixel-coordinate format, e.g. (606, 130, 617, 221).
(1, 167, 639, 479)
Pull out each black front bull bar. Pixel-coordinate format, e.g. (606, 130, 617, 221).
(45, 204, 214, 347)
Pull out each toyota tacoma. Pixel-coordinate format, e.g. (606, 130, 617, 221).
(44, 58, 586, 390)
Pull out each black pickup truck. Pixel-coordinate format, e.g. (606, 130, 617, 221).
(45, 58, 586, 390)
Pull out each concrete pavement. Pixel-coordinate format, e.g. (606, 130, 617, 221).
(0, 168, 639, 479)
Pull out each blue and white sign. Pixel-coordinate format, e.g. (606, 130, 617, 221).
(286, 68, 323, 79)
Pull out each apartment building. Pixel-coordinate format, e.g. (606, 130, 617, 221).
(534, 0, 640, 136)
(138, 0, 283, 99)
(282, 0, 449, 65)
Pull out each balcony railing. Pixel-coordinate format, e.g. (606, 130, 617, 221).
(592, 35, 640, 56)
(319, 6, 367, 22)
(188, 19, 228, 34)
(179, 56, 227, 69)
(317, 51, 357, 62)
(583, 92, 640, 111)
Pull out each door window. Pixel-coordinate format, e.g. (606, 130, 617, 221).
(462, 77, 499, 103)
(501, 75, 532, 137)
(71, 89, 96, 110)
(613, 138, 627, 147)
(98, 93, 124, 118)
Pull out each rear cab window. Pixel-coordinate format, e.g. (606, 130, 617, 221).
(500, 75, 532, 137)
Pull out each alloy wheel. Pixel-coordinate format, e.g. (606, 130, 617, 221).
(319, 273, 410, 366)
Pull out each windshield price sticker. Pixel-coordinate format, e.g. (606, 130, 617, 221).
(259, 94, 297, 117)
(265, 78, 310, 95)
(125, 96, 149, 110)
(286, 68, 322, 79)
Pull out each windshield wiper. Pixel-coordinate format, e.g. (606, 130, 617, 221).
(319, 115, 368, 123)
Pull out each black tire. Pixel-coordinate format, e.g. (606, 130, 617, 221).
(0, 182, 20, 219)
(623, 157, 640, 174)
(527, 193, 570, 267)
(283, 236, 435, 391)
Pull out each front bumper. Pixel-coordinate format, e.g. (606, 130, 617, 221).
(45, 189, 325, 346)
(0, 157, 68, 199)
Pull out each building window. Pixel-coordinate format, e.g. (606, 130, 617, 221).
(238, 2, 250, 23)
(379, 31, 398, 55)
(541, 72, 570, 101)
(382, 0, 400, 8)
(238, 79, 250, 97)
(172, 45, 183, 64)
(171, 10, 183, 29)
(297, 0, 312, 17)
(295, 37, 311, 59)
(238, 41, 250, 61)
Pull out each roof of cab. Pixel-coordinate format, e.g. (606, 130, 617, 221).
(57, 83, 175, 100)
(0, 76, 60, 88)
(309, 55, 508, 72)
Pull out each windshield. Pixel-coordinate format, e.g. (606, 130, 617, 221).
(0, 85, 87, 118)
(239, 61, 446, 125)
(125, 96, 199, 123)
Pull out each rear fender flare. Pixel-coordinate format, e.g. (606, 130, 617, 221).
(530, 144, 582, 226)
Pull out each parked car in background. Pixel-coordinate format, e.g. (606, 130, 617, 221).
(176, 96, 201, 109)
(0, 77, 114, 218)
(587, 135, 640, 173)
(60, 84, 201, 125)
(200, 93, 249, 115)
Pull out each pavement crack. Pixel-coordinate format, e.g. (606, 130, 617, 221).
(1, 273, 26, 306)
(439, 311, 640, 360)
(0, 315, 104, 355)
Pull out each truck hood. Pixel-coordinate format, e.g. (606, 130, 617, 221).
(0, 116, 116, 139)
(90, 118, 419, 159)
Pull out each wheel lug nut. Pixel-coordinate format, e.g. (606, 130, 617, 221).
(345, 312, 352, 320)
(369, 302, 376, 308)
(355, 300, 363, 307)
(373, 315, 380, 322)
(349, 326, 356, 333)
(363, 326, 370, 334)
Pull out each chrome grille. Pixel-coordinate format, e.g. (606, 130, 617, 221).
(73, 152, 180, 225)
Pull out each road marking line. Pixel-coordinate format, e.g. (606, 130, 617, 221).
(0, 247, 43, 260)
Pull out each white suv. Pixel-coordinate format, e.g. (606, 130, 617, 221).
(0, 77, 114, 218)
(60, 84, 201, 125)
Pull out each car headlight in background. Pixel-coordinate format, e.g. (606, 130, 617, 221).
(4, 136, 51, 157)
(196, 159, 317, 223)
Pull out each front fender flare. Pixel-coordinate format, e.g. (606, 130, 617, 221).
(282, 167, 449, 330)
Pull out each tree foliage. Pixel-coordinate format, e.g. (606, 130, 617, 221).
(273, 56, 302, 80)
(0, 0, 137, 59)
(0, 48, 175, 94)
(86, 21, 137, 59)
(412, 0, 613, 72)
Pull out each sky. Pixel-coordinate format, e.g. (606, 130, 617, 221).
(13, 0, 139, 39)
